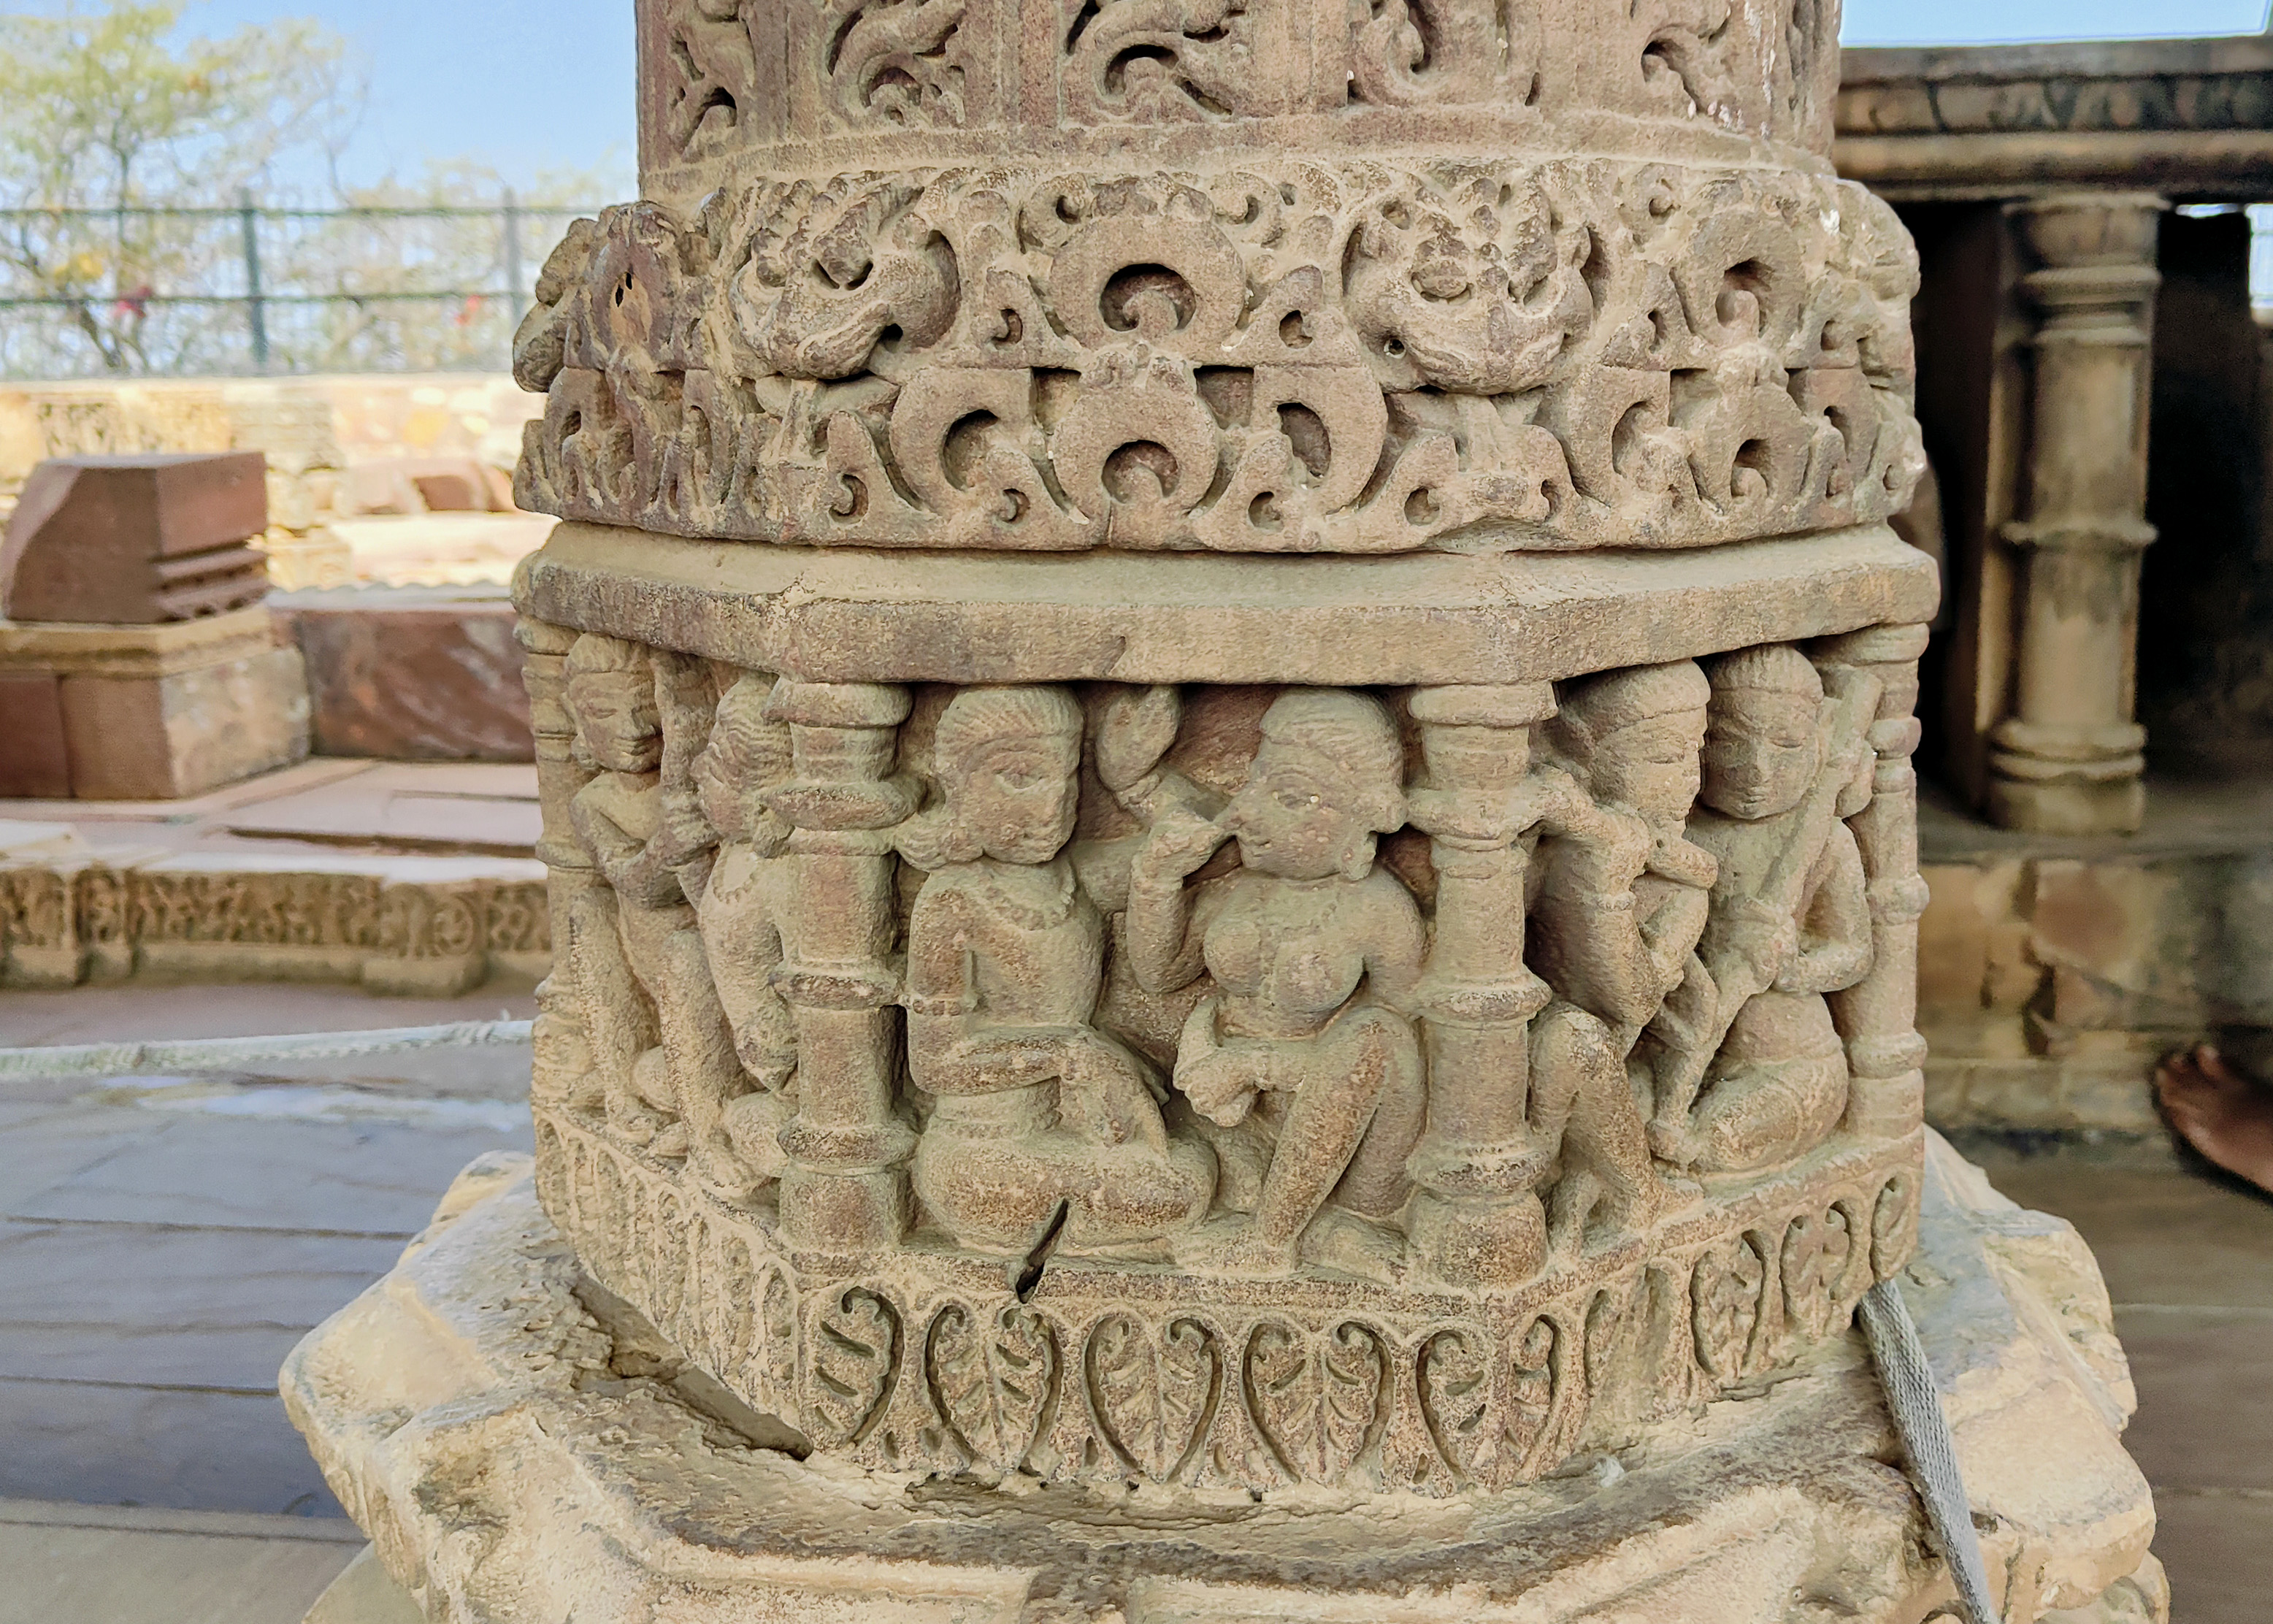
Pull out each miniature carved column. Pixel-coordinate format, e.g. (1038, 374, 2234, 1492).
(763, 679, 918, 1250)
(1987, 194, 2166, 835)
(515, 613, 596, 1120)
(1816, 624, 1933, 1142)
(1405, 683, 1558, 1288)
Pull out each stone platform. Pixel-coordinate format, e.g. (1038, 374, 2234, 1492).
(1916, 775, 2273, 1134)
(0, 764, 548, 993)
(282, 1136, 2163, 1623)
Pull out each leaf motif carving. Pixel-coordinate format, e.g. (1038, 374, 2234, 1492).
(1872, 1171, 1918, 1282)
(1781, 1205, 1855, 1342)
(924, 1301, 1059, 1473)
(1691, 1235, 1768, 1382)
(1418, 1316, 1581, 1488)
(1243, 1320, 1389, 1484)
(808, 1286, 900, 1446)
(1084, 1313, 1221, 1483)
(760, 1267, 798, 1413)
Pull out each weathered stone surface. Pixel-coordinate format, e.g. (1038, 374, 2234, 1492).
(280, 1139, 2162, 1622)
(283, 591, 534, 762)
(0, 670, 71, 798)
(0, 453, 270, 624)
(1839, 32, 2273, 196)
(0, 608, 310, 800)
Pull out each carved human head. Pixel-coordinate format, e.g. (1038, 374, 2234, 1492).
(929, 685, 1085, 866)
(564, 634, 662, 775)
(694, 673, 793, 843)
(1549, 660, 1710, 832)
(1700, 645, 1825, 821)
(1227, 689, 1406, 881)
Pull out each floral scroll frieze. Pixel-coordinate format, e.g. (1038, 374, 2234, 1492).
(646, 0, 1834, 161)
(513, 158, 1923, 556)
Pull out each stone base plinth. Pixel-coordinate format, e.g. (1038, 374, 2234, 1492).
(1918, 777, 2273, 1133)
(284, 1139, 2166, 1624)
(0, 606, 309, 799)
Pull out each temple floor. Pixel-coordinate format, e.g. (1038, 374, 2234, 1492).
(0, 987, 2262, 1621)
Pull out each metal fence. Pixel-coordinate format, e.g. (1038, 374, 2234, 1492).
(0, 194, 602, 380)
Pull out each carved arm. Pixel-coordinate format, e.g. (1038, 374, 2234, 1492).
(1773, 821, 1874, 995)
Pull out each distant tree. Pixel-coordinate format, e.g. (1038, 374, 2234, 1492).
(0, 2, 359, 372)
(0, 2, 615, 379)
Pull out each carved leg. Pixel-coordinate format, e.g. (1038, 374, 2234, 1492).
(1332, 1008, 1425, 1219)
(567, 887, 647, 1127)
(650, 924, 755, 1195)
(1533, 1003, 1664, 1251)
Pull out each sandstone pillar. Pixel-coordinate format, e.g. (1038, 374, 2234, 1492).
(277, 4, 2145, 1618)
(1988, 194, 2166, 835)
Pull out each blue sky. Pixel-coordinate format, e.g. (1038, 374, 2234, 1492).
(18, 0, 2273, 196)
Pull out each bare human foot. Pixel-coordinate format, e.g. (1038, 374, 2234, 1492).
(2155, 1043, 2273, 1195)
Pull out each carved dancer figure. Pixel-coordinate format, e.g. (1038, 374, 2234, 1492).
(1127, 690, 1425, 1279)
(901, 686, 1214, 1256)
(561, 634, 748, 1192)
(1525, 661, 1716, 1250)
(1651, 645, 1877, 1173)
(686, 670, 800, 1181)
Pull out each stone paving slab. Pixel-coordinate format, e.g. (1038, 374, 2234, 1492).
(0, 982, 537, 1517)
(0, 1378, 347, 1514)
(0, 1498, 360, 1624)
(1979, 1149, 2273, 1624)
(12, 1114, 532, 1236)
(0, 1225, 406, 1387)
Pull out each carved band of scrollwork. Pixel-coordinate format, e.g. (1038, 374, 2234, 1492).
(511, 158, 1923, 558)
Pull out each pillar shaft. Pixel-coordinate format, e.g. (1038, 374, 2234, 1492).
(1988, 193, 2165, 835)
(763, 679, 918, 1251)
(1404, 682, 1557, 1289)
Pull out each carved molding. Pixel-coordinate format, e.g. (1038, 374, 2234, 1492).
(512, 161, 1922, 556)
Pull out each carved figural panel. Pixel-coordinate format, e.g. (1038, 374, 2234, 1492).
(512, 162, 1923, 556)
(518, 617, 1931, 1495)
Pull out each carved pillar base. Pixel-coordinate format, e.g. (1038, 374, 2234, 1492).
(285, 1146, 2166, 1624)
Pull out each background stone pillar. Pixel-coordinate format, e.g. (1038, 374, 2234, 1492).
(1988, 193, 2166, 835)
(763, 679, 918, 1251)
(1405, 681, 1558, 1289)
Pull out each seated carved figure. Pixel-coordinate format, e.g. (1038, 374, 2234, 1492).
(561, 634, 747, 1193)
(900, 686, 1214, 1256)
(1127, 690, 1425, 1280)
(1526, 661, 1717, 1250)
(686, 671, 799, 1181)
(1652, 645, 1874, 1174)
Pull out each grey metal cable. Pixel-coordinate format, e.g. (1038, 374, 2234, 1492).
(0, 1019, 533, 1079)
(1860, 1277, 2001, 1624)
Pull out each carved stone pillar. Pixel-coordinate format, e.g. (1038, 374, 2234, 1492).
(1988, 193, 2166, 835)
(1405, 682, 1557, 1289)
(763, 679, 918, 1251)
(281, 3, 2155, 1614)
